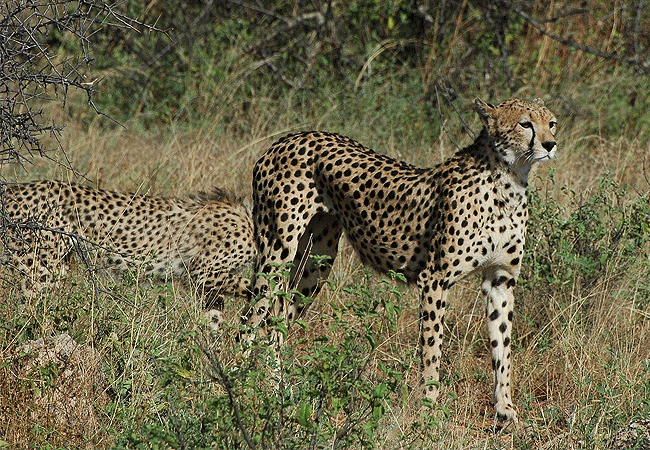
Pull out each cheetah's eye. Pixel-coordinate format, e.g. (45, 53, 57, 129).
(519, 121, 533, 129)
(549, 121, 557, 129)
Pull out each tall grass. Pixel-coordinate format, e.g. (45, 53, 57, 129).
(1, 1, 650, 448)
(2, 83, 648, 448)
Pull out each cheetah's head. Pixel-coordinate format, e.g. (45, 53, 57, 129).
(474, 97, 557, 167)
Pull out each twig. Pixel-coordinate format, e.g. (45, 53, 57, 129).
(197, 339, 257, 450)
(633, 0, 645, 63)
(308, 394, 325, 450)
(484, 6, 515, 92)
(147, 0, 214, 67)
(505, 0, 650, 73)
(243, 10, 325, 54)
(542, 8, 590, 23)
(224, 0, 292, 25)
(433, 82, 473, 149)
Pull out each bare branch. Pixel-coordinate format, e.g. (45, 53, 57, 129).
(542, 8, 590, 23)
(505, 0, 650, 73)
(195, 338, 258, 450)
(483, 5, 515, 92)
(633, 0, 645, 62)
(223, 0, 292, 26)
(0, 0, 165, 167)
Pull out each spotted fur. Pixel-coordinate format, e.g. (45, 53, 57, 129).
(1, 180, 256, 323)
(243, 97, 558, 421)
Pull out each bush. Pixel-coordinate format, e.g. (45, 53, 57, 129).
(112, 270, 427, 449)
(521, 171, 650, 326)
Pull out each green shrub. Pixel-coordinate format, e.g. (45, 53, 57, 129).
(112, 267, 420, 449)
(521, 171, 650, 323)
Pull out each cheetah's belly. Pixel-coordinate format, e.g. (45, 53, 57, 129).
(337, 204, 430, 281)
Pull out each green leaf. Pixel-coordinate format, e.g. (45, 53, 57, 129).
(374, 383, 388, 398)
(372, 404, 384, 421)
(296, 402, 313, 428)
(275, 321, 289, 339)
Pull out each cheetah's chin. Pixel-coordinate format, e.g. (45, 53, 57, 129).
(535, 153, 555, 162)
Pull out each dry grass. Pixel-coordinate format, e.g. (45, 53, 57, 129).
(1, 58, 649, 450)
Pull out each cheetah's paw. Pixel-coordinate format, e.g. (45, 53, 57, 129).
(495, 402, 518, 424)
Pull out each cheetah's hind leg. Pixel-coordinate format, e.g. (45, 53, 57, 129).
(285, 211, 342, 322)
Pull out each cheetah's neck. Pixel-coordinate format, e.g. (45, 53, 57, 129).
(473, 128, 534, 189)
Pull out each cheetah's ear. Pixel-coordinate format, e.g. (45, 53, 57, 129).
(532, 98, 545, 106)
(474, 98, 496, 126)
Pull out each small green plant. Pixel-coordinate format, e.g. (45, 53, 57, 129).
(522, 172, 650, 305)
(113, 262, 417, 449)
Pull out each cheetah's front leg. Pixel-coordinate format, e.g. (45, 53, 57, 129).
(201, 273, 252, 331)
(482, 268, 518, 423)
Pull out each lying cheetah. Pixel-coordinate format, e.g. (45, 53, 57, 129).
(243, 98, 558, 421)
(1, 180, 256, 322)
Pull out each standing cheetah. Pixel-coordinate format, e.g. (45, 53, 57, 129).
(1, 180, 256, 323)
(243, 98, 558, 421)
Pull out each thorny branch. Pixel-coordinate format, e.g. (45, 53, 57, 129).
(196, 338, 258, 450)
(0, 0, 164, 275)
(0, 0, 165, 167)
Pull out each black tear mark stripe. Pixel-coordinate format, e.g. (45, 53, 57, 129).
(529, 126, 536, 150)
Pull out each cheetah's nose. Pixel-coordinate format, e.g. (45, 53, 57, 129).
(542, 141, 556, 152)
